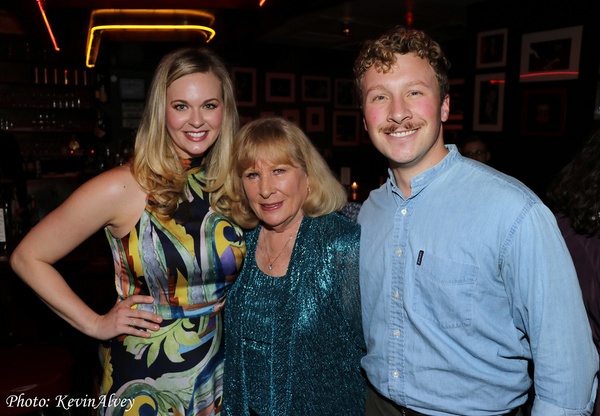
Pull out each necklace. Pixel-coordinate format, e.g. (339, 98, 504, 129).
(265, 234, 294, 270)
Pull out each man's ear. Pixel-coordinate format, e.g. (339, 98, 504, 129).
(441, 94, 450, 123)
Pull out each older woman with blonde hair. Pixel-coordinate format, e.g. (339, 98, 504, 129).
(220, 117, 366, 415)
(11, 47, 246, 416)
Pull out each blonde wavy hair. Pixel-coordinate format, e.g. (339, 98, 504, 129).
(353, 26, 451, 103)
(220, 117, 347, 229)
(132, 47, 239, 219)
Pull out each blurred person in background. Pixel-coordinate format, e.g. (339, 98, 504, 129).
(547, 126, 600, 416)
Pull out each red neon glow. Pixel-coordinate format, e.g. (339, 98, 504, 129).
(259, 0, 267, 6)
(490, 80, 505, 84)
(36, 0, 60, 51)
(520, 72, 578, 78)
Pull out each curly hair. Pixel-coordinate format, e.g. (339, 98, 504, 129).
(220, 117, 348, 229)
(547, 127, 600, 236)
(353, 26, 451, 103)
(132, 47, 238, 219)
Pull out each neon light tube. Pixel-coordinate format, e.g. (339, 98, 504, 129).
(36, 0, 60, 51)
(86, 25, 216, 67)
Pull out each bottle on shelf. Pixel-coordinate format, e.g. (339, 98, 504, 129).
(0, 202, 9, 260)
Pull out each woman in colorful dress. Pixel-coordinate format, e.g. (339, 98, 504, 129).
(220, 117, 366, 415)
(10, 47, 245, 416)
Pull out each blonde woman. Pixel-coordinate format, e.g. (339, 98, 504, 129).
(221, 117, 366, 415)
(10, 47, 245, 416)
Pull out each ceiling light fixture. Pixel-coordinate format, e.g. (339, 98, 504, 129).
(86, 9, 216, 68)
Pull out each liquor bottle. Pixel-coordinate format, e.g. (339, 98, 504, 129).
(0, 202, 8, 260)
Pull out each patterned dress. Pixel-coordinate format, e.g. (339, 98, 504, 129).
(99, 157, 245, 416)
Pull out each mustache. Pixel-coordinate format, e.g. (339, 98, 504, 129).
(380, 123, 422, 135)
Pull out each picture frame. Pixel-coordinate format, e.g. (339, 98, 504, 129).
(521, 89, 567, 136)
(476, 28, 508, 69)
(301, 76, 330, 102)
(334, 78, 359, 109)
(260, 111, 276, 119)
(448, 78, 465, 121)
(232, 67, 256, 107)
(119, 78, 145, 100)
(266, 72, 296, 103)
(520, 25, 583, 82)
(473, 73, 505, 132)
(121, 102, 144, 129)
(282, 109, 300, 126)
(305, 106, 325, 132)
(333, 111, 360, 146)
(239, 115, 253, 126)
(443, 124, 463, 131)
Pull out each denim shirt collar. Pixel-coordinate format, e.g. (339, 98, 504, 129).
(388, 144, 460, 201)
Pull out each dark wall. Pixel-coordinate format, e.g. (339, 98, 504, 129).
(95, 0, 600, 200)
(460, 0, 600, 199)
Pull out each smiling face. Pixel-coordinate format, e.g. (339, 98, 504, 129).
(361, 53, 450, 187)
(166, 71, 224, 159)
(242, 158, 309, 233)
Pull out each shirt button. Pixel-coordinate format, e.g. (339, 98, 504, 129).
(393, 371, 399, 378)
(396, 248, 402, 256)
(394, 292, 399, 299)
(401, 208, 407, 215)
(394, 329, 400, 337)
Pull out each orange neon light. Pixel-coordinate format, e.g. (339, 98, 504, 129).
(86, 9, 216, 68)
(520, 72, 579, 78)
(259, 0, 267, 6)
(86, 25, 215, 67)
(36, 0, 60, 51)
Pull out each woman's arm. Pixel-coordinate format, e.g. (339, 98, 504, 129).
(10, 164, 162, 340)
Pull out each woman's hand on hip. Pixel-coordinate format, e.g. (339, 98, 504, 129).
(92, 295, 163, 340)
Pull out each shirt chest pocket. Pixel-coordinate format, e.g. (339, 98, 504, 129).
(412, 253, 477, 328)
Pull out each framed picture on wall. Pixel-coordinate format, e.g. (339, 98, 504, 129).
(266, 72, 296, 102)
(333, 111, 360, 146)
(302, 76, 330, 102)
(260, 111, 276, 119)
(282, 109, 300, 126)
(334, 78, 359, 108)
(443, 123, 463, 131)
(119, 78, 145, 100)
(232, 67, 256, 107)
(521, 89, 567, 136)
(448, 78, 465, 121)
(473, 73, 505, 132)
(476, 28, 508, 69)
(520, 25, 583, 82)
(239, 115, 253, 126)
(306, 106, 325, 132)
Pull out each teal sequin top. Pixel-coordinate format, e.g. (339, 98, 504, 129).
(223, 213, 366, 415)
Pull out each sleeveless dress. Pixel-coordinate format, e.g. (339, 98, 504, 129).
(99, 157, 245, 416)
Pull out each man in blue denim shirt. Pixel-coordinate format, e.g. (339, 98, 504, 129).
(355, 26, 598, 416)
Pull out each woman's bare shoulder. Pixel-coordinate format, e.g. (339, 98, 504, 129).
(93, 164, 149, 237)
(86, 164, 142, 194)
